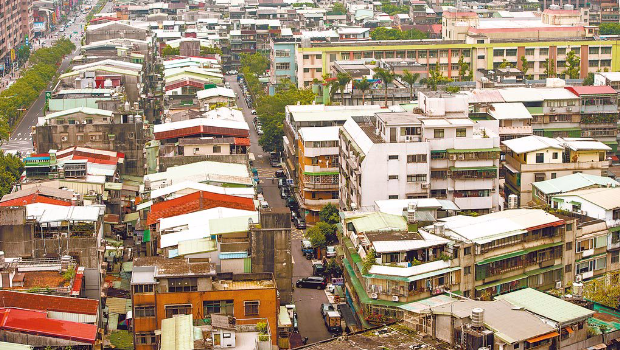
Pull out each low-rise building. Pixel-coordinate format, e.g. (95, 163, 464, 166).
(532, 173, 619, 205)
(131, 257, 279, 350)
(503, 136, 610, 206)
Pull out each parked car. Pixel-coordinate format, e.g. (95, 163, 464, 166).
(256, 126, 264, 135)
(326, 246, 336, 258)
(321, 303, 335, 317)
(275, 170, 286, 178)
(296, 276, 327, 289)
(324, 310, 342, 333)
(280, 186, 290, 199)
(301, 239, 313, 254)
(312, 261, 325, 276)
(251, 109, 257, 115)
(295, 216, 306, 230)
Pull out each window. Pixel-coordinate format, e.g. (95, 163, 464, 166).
(493, 49, 505, 57)
(596, 257, 606, 270)
(565, 264, 572, 273)
(407, 174, 427, 182)
(303, 68, 310, 73)
(464, 266, 471, 275)
(203, 300, 234, 315)
(133, 284, 154, 294)
(136, 332, 156, 345)
(535, 173, 545, 182)
(213, 145, 222, 154)
(589, 60, 599, 68)
(276, 49, 290, 57)
(506, 49, 517, 56)
(388, 195, 399, 199)
(303, 55, 309, 59)
(525, 48, 535, 56)
(539, 48, 549, 56)
(464, 247, 472, 255)
(168, 278, 198, 292)
(434, 129, 444, 139)
(602, 47, 612, 54)
(244, 301, 260, 316)
(388, 175, 398, 180)
(431, 152, 447, 160)
(165, 304, 192, 318)
(576, 239, 593, 252)
(589, 47, 600, 55)
(135, 306, 155, 318)
(612, 251, 620, 264)
(566, 242, 573, 251)
(407, 154, 427, 163)
(388, 155, 399, 160)
(552, 152, 558, 160)
(223, 333, 232, 338)
(551, 173, 557, 179)
(535, 153, 544, 164)
(275, 62, 290, 70)
(566, 223, 573, 231)
(557, 48, 566, 55)
(456, 128, 466, 137)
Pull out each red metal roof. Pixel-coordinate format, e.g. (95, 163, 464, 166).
(0, 193, 72, 207)
(56, 147, 125, 165)
(147, 191, 255, 225)
(0, 290, 99, 315)
(564, 85, 618, 96)
(71, 267, 85, 296)
(234, 138, 251, 146)
(0, 308, 97, 344)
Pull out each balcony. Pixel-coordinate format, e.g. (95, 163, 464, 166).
(303, 165, 338, 174)
(303, 146, 339, 158)
(454, 196, 493, 210)
(302, 198, 338, 208)
(506, 156, 609, 173)
(303, 182, 339, 190)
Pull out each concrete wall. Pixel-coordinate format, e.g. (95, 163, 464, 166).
(250, 209, 293, 303)
(0, 330, 90, 347)
(34, 123, 146, 176)
(0, 207, 34, 258)
(33, 236, 99, 268)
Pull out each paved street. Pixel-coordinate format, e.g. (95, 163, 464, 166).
(226, 76, 332, 344)
(1, 1, 112, 154)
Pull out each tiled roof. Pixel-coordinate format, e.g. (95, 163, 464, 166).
(0, 193, 72, 207)
(0, 290, 99, 315)
(147, 191, 255, 225)
(0, 308, 97, 344)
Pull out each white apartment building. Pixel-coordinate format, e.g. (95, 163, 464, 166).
(340, 110, 500, 213)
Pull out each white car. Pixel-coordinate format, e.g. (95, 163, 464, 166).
(251, 109, 257, 115)
(326, 246, 336, 258)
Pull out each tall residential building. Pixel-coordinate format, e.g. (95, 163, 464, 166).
(340, 109, 500, 213)
(0, 0, 33, 64)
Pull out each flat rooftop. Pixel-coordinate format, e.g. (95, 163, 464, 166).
(212, 279, 276, 290)
(134, 256, 216, 277)
(376, 112, 422, 125)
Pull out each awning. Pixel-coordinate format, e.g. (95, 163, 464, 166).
(524, 241, 563, 253)
(504, 163, 519, 174)
(446, 147, 501, 153)
(588, 344, 607, 350)
(527, 331, 559, 343)
(431, 150, 446, 154)
(475, 273, 527, 291)
(564, 327, 573, 334)
(476, 250, 527, 265)
(449, 166, 497, 172)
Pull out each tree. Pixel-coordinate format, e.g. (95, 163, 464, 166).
(240, 52, 269, 76)
(257, 80, 315, 152)
(362, 249, 376, 274)
(373, 67, 397, 107)
(324, 258, 342, 278)
(583, 72, 595, 85)
(353, 77, 372, 105)
(380, 1, 409, 15)
(370, 27, 428, 41)
(457, 55, 470, 82)
(336, 72, 351, 105)
(520, 55, 529, 78)
(161, 45, 179, 57)
(565, 50, 580, 79)
(200, 46, 222, 56)
(544, 58, 556, 78)
(401, 70, 420, 101)
(319, 203, 339, 224)
(583, 271, 620, 309)
(0, 152, 24, 196)
(445, 85, 460, 93)
(307, 225, 326, 248)
(316, 221, 337, 243)
(329, 2, 346, 15)
(599, 23, 620, 35)
(499, 59, 512, 69)
(425, 65, 451, 91)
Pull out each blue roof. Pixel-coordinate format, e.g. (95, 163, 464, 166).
(219, 252, 248, 260)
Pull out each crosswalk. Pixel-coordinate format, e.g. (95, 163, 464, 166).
(255, 166, 280, 179)
(292, 229, 305, 240)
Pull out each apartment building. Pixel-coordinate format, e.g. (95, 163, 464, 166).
(294, 39, 617, 88)
(503, 135, 611, 206)
(565, 86, 619, 147)
(269, 37, 298, 95)
(339, 110, 500, 213)
(0, 0, 33, 64)
(296, 127, 339, 223)
(131, 257, 279, 350)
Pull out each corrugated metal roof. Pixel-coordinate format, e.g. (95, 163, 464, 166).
(107, 298, 131, 314)
(161, 314, 194, 350)
(43, 107, 113, 120)
(502, 135, 563, 154)
(496, 288, 594, 324)
(349, 212, 407, 233)
(488, 103, 532, 120)
(552, 187, 620, 210)
(37, 205, 101, 223)
(178, 238, 217, 256)
(150, 181, 255, 200)
(533, 173, 619, 195)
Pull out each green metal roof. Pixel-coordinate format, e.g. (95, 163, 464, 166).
(446, 147, 501, 154)
(533, 173, 619, 196)
(475, 273, 527, 291)
(538, 127, 582, 132)
(476, 250, 527, 266)
(524, 241, 563, 253)
(524, 264, 563, 277)
(348, 212, 407, 233)
(449, 166, 497, 172)
(576, 252, 607, 263)
(526, 107, 543, 115)
(496, 288, 594, 324)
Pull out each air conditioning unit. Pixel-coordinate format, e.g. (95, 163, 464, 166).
(61, 136, 68, 142)
(555, 281, 562, 289)
(449, 154, 457, 161)
(371, 293, 378, 299)
(567, 107, 573, 112)
(575, 274, 583, 282)
(550, 107, 555, 112)
(392, 295, 399, 302)
(421, 183, 429, 189)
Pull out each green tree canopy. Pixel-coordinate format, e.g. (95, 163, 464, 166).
(401, 70, 420, 101)
(353, 77, 372, 105)
(319, 203, 340, 224)
(583, 72, 595, 85)
(307, 225, 326, 247)
(565, 50, 580, 79)
(370, 27, 428, 41)
(373, 67, 397, 106)
(380, 1, 409, 15)
(161, 45, 179, 57)
(240, 52, 269, 76)
(0, 152, 24, 197)
(599, 23, 620, 35)
(329, 2, 346, 15)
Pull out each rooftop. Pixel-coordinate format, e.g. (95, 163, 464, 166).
(376, 112, 422, 125)
(0, 290, 98, 315)
(565, 85, 617, 96)
(552, 187, 620, 210)
(488, 103, 532, 120)
(502, 135, 563, 154)
(348, 212, 408, 233)
(299, 126, 340, 142)
(133, 256, 216, 277)
(0, 308, 97, 344)
(496, 288, 594, 324)
(302, 324, 442, 349)
(287, 104, 384, 123)
(533, 173, 619, 195)
(149, 181, 255, 200)
(144, 161, 252, 187)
